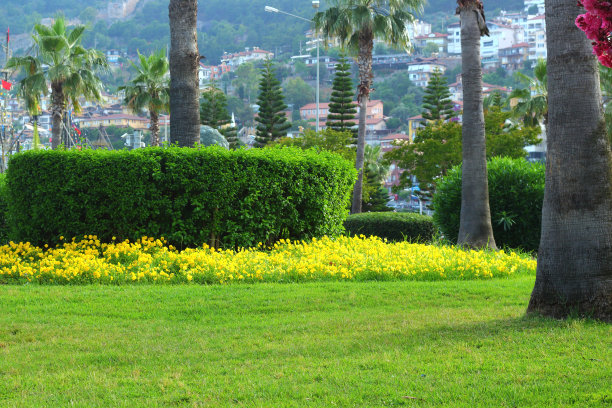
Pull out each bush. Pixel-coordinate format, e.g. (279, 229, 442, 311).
(343, 212, 436, 243)
(6, 147, 356, 249)
(0, 173, 8, 244)
(432, 157, 545, 251)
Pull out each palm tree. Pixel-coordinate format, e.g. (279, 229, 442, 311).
(456, 0, 497, 249)
(168, 0, 200, 147)
(364, 144, 389, 184)
(314, 0, 422, 214)
(119, 50, 169, 147)
(7, 17, 107, 149)
(509, 59, 547, 128)
(527, 0, 612, 321)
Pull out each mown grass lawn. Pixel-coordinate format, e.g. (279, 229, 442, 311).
(0, 277, 610, 407)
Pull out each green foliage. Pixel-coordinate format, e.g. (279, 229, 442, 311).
(384, 121, 462, 189)
(0, 174, 9, 244)
(282, 77, 315, 111)
(384, 108, 541, 189)
(422, 68, 454, 121)
(7, 17, 108, 117)
(232, 63, 260, 103)
(200, 83, 239, 149)
(371, 71, 424, 116)
(344, 212, 436, 243)
(599, 65, 611, 136)
(199, 126, 229, 148)
(6, 148, 357, 249)
(254, 60, 291, 147)
(509, 59, 547, 127)
(326, 56, 357, 134)
(272, 129, 356, 163)
(433, 157, 545, 251)
(118, 50, 169, 146)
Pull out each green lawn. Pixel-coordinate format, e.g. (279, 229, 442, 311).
(0, 277, 610, 407)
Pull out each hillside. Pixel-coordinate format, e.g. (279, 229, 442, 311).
(1, 0, 524, 64)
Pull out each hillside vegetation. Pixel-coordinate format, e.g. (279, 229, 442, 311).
(3, 0, 523, 64)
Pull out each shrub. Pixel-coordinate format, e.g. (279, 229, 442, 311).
(0, 173, 8, 244)
(343, 212, 436, 243)
(6, 147, 356, 249)
(432, 157, 545, 251)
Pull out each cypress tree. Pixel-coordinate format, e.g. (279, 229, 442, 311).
(326, 56, 357, 136)
(422, 68, 454, 121)
(254, 60, 291, 147)
(200, 82, 240, 149)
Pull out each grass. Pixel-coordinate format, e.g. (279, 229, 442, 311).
(0, 276, 610, 407)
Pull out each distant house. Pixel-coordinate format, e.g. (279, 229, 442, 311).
(299, 100, 384, 122)
(407, 59, 447, 87)
(199, 62, 231, 87)
(413, 32, 449, 54)
(380, 132, 412, 190)
(75, 114, 150, 130)
(221, 47, 274, 68)
(499, 42, 530, 70)
(448, 74, 509, 102)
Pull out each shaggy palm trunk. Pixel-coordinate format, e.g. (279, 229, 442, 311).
(351, 30, 373, 214)
(50, 82, 65, 150)
(457, 5, 496, 249)
(527, 0, 612, 321)
(169, 0, 200, 147)
(149, 108, 160, 147)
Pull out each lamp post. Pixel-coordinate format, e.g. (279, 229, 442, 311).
(265, 3, 320, 131)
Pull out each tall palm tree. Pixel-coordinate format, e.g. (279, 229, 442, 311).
(509, 59, 547, 128)
(456, 0, 497, 249)
(314, 0, 422, 214)
(527, 0, 612, 321)
(119, 50, 169, 147)
(7, 17, 107, 149)
(168, 0, 200, 147)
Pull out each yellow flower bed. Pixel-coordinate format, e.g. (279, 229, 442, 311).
(0, 235, 536, 285)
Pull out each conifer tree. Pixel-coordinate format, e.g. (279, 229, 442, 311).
(200, 82, 239, 149)
(254, 60, 291, 147)
(326, 56, 357, 136)
(422, 68, 454, 121)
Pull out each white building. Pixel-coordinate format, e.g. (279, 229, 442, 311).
(220, 47, 274, 68)
(523, 15, 547, 61)
(407, 19, 432, 39)
(447, 20, 524, 66)
(407, 61, 447, 87)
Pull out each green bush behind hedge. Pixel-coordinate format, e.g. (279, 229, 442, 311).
(6, 147, 356, 248)
(0, 173, 8, 244)
(344, 212, 437, 243)
(432, 157, 545, 251)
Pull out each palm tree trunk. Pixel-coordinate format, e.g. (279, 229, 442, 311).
(457, 5, 496, 249)
(527, 0, 612, 321)
(351, 30, 373, 214)
(149, 108, 160, 147)
(168, 0, 200, 147)
(50, 82, 65, 150)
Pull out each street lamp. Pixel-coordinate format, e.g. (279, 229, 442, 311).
(265, 2, 320, 132)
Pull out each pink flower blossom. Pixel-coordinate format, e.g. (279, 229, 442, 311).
(576, 0, 612, 67)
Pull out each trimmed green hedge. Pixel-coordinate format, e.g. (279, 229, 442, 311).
(6, 147, 356, 248)
(343, 212, 436, 243)
(432, 157, 545, 252)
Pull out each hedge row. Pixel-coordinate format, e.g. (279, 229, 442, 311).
(6, 147, 356, 248)
(343, 212, 437, 243)
(433, 157, 545, 252)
